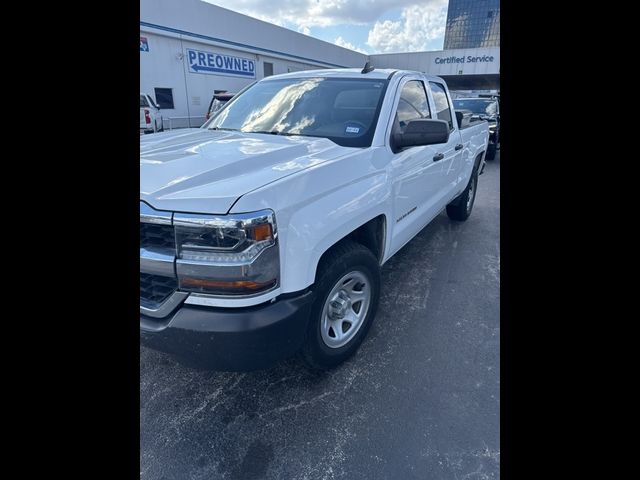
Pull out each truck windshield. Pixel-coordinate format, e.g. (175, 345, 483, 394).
(453, 99, 497, 117)
(205, 77, 389, 148)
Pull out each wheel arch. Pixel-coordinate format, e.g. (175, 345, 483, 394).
(313, 214, 387, 283)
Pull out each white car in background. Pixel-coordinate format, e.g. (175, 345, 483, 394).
(140, 93, 164, 134)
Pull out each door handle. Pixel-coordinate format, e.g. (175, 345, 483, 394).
(455, 144, 463, 151)
(433, 153, 444, 162)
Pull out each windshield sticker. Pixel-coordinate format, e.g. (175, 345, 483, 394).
(345, 125, 360, 134)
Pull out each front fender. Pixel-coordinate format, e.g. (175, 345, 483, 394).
(230, 149, 392, 293)
(288, 174, 389, 289)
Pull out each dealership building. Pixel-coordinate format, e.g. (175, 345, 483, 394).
(141, 0, 500, 128)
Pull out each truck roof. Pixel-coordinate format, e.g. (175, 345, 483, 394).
(264, 68, 445, 83)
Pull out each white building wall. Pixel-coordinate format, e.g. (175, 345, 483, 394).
(370, 47, 500, 76)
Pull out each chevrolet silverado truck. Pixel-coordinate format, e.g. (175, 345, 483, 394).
(140, 67, 489, 371)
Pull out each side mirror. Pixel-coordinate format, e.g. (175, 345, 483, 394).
(392, 119, 450, 150)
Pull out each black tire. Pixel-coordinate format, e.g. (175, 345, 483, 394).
(301, 240, 381, 370)
(486, 143, 496, 160)
(446, 167, 479, 221)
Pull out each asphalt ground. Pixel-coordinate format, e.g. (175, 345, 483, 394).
(140, 152, 500, 480)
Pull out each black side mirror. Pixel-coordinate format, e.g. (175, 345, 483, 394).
(392, 119, 450, 150)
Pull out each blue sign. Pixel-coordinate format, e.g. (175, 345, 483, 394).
(140, 36, 149, 52)
(186, 48, 255, 78)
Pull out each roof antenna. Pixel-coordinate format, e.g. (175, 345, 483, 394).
(361, 61, 374, 74)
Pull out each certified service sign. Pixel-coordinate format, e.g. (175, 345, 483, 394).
(187, 48, 256, 78)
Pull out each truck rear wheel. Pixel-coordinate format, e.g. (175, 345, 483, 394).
(446, 168, 478, 221)
(301, 240, 381, 370)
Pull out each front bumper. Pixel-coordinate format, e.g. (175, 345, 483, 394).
(140, 290, 315, 371)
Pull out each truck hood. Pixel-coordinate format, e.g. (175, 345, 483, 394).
(140, 128, 352, 214)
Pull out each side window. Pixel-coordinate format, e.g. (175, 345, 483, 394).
(263, 62, 274, 77)
(396, 80, 431, 132)
(429, 82, 454, 130)
(154, 88, 174, 109)
(140, 95, 149, 108)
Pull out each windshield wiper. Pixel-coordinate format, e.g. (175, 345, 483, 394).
(210, 128, 291, 136)
(248, 130, 296, 136)
(213, 128, 318, 139)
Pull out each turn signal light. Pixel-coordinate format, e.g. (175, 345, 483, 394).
(250, 223, 273, 242)
(180, 277, 277, 294)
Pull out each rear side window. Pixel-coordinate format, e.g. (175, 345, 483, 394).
(140, 95, 149, 108)
(396, 80, 431, 132)
(429, 82, 454, 130)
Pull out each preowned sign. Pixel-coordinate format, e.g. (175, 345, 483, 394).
(187, 48, 256, 78)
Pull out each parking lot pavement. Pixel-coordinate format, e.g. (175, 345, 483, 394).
(140, 153, 500, 480)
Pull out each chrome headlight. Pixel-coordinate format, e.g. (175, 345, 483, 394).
(174, 209, 279, 296)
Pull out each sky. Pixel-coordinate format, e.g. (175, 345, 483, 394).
(204, 0, 450, 55)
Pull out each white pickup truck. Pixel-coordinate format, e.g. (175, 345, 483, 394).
(140, 67, 489, 371)
(140, 93, 163, 134)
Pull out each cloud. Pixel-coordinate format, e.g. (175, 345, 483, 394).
(206, 1, 448, 54)
(367, 1, 448, 53)
(206, 0, 438, 29)
(334, 36, 369, 54)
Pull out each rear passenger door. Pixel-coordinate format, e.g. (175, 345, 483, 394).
(427, 81, 465, 207)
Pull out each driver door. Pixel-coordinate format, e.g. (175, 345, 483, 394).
(388, 77, 444, 256)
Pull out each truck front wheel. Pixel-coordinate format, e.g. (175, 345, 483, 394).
(301, 240, 381, 370)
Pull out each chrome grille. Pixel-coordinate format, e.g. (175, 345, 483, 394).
(140, 223, 175, 250)
(140, 273, 178, 305)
